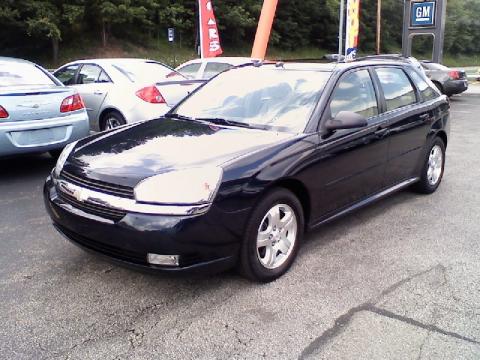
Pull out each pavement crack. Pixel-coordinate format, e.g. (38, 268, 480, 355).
(299, 302, 374, 359)
(368, 306, 480, 345)
(298, 264, 477, 359)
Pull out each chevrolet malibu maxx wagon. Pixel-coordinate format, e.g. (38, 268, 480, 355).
(44, 58, 450, 282)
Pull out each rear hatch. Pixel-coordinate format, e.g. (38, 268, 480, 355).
(0, 85, 75, 122)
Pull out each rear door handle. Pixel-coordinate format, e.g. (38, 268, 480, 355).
(94, 90, 104, 96)
(419, 113, 430, 120)
(374, 127, 389, 138)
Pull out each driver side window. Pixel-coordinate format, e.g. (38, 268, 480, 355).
(330, 70, 378, 119)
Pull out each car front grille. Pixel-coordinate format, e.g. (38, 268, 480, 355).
(60, 170, 134, 199)
(58, 190, 127, 221)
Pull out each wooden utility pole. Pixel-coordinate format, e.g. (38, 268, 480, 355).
(376, 0, 382, 54)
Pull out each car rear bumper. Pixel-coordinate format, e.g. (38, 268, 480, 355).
(444, 79, 469, 95)
(0, 111, 89, 157)
(43, 174, 249, 275)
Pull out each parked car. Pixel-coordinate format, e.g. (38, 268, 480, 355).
(421, 61, 468, 96)
(44, 58, 450, 282)
(176, 57, 253, 80)
(54, 58, 204, 131)
(0, 57, 89, 158)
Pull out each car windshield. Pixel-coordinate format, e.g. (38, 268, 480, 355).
(0, 63, 55, 87)
(172, 66, 331, 133)
(113, 61, 180, 83)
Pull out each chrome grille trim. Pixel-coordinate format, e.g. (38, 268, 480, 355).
(55, 179, 210, 216)
(61, 170, 134, 198)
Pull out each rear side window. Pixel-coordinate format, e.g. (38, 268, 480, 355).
(203, 62, 233, 79)
(407, 69, 439, 101)
(0, 63, 56, 87)
(375, 68, 416, 111)
(329, 69, 378, 119)
(78, 64, 102, 84)
(177, 63, 201, 79)
(55, 64, 79, 85)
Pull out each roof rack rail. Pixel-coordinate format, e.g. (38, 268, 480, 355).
(353, 54, 409, 62)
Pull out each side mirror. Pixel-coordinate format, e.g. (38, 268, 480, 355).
(325, 111, 368, 131)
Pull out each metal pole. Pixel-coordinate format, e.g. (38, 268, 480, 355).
(338, 0, 345, 60)
(376, 0, 381, 54)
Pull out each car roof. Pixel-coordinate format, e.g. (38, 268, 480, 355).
(177, 57, 254, 68)
(0, 57, 36, 66)
(62, 58, 163, 67)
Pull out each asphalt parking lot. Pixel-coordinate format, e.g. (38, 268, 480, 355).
(1, 87, 480, 360)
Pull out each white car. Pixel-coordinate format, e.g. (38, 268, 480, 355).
(176, 57, 253, 80)
(54, 58, 203, 131)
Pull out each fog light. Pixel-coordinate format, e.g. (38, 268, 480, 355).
(147, 253, 180, 267)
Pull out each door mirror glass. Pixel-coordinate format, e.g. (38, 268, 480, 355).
(325, 111, 368, 130)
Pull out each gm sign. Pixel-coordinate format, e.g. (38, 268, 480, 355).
(411, 1, 436, 27)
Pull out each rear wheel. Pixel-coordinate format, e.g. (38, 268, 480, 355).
(101, 111, 126, 131)
(239, 188, 304, 282)
(413, 137, 446, 194)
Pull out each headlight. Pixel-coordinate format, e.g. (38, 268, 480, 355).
(134, 167, 223, 205)
(54, 141, 78, 177)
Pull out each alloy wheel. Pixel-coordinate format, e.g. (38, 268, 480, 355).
(256, 204, 298, 269)
(105, 117, 122, 130)
(427, 144, 443, 186)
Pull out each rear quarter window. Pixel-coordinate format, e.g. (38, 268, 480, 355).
(407, 69, 439, 101)
(375, 67, 417, 111)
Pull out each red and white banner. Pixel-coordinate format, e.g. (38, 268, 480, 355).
(199, 0, 223, 58)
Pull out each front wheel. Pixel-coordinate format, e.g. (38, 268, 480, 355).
(239, 188, 304, 282)
(413, 137, 446, 194)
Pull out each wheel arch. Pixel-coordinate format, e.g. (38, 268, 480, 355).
(266, 178, 312, 228)
(436, 130, 448, 148)
(99, 107, 125, 130)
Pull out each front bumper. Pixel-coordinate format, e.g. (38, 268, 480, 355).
(44, 174, 250, 275)
(0, 111, 89, 157)
(444, 79, 469, 95)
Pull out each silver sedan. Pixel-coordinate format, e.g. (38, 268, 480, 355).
(54, 58, 198, 131)
(0, 57, 89, 158)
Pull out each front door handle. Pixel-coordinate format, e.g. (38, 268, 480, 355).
(419, 113, 430, 120)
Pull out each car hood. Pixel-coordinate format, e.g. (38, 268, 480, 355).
(64, 117, 294, 187)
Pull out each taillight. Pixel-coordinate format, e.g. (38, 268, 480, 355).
(449, 70, 460, 80)
(135, 86, 165, 104)
(60, 94, 85, 113)
(0, 105, 9, 118)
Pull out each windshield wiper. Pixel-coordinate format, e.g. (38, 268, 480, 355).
(195, 117, 262, 129)
(166, 113, 194, 121)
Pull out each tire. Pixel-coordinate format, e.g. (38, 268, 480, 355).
(48, 149, 63, 159)
(101, 111, 126, 131)
(239, 188, 304, 282)
(413, 137, 446, 194)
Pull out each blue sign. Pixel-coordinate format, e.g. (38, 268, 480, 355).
(411, 1, 436, 27)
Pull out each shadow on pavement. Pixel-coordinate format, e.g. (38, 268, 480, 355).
(0, 153, 56, 182)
